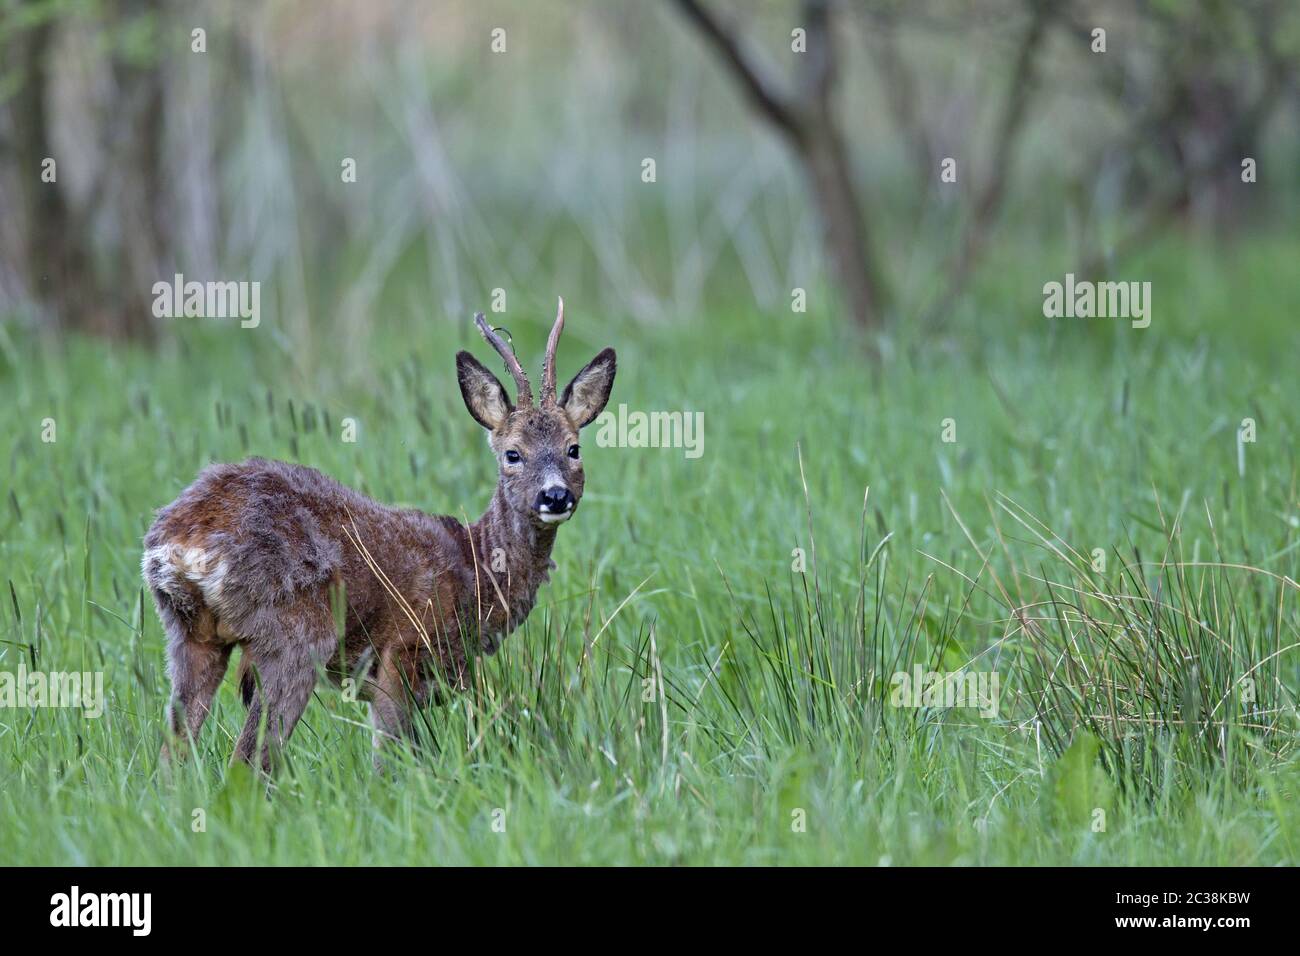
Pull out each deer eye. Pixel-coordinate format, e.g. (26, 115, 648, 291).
(567, 444, 580, 459)
(504, 450, 522, 464)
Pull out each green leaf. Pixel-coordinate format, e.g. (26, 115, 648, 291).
(1043, 731, 1112, 831)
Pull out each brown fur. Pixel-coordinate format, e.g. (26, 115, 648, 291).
(145, 303, 615, 771)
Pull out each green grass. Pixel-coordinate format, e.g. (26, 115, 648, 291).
(2, 236, 1299, 865)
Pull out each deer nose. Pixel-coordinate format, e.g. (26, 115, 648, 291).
(536, 486, 575, 514)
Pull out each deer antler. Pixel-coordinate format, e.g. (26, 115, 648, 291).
(474, 312, 533, 407)
(540, 296, 565, 405)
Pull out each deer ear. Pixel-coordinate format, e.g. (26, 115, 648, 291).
(560, 348, 616, 428)
(457, 351, 512, 430)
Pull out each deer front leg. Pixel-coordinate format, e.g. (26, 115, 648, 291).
(369, 646, 428, 771)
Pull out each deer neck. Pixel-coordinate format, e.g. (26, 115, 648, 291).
(468, 486, 558, 635)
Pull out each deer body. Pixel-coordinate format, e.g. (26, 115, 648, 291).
(144, 301, 615, 770)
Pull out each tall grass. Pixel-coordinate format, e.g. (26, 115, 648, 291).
(985, 495, 1299, 796)
(2, 236, 1299, 863)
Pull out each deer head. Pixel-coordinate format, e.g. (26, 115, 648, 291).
(456, 298, 616, 526)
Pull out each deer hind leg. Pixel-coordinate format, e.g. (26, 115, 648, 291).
(156, 591, 232, 764)
(234, 607, 335, 774)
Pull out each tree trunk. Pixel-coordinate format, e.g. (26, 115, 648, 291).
(799, 124, 888, 330)
(6, 18, 96, 332)
(3, 5, 166, 339)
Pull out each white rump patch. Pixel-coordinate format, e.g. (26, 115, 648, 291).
(144, 543, 230, 609)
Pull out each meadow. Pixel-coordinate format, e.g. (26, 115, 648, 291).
(1, 228, 1298, 866)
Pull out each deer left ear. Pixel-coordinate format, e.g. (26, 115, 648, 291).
(560, 348, 616, 428)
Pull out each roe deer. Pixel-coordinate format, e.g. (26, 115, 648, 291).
(143, 299, 615, 771)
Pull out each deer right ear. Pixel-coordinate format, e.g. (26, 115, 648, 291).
(457, 351, 512, 430)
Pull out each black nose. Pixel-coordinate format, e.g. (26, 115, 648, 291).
(536, 486, 575, 513)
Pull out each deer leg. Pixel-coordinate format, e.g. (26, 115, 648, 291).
(234, 624, 333, 774)
(159, 597, 232, 764)
(369, 646, 427, 771)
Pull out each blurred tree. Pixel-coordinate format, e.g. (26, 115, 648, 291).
(1, 0, 172, 337)
(1057, 0, 1299, 273)
(669, 0, 1298, 330)
(669, 0, 891, 329)
(669, 0, 1058, 330)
